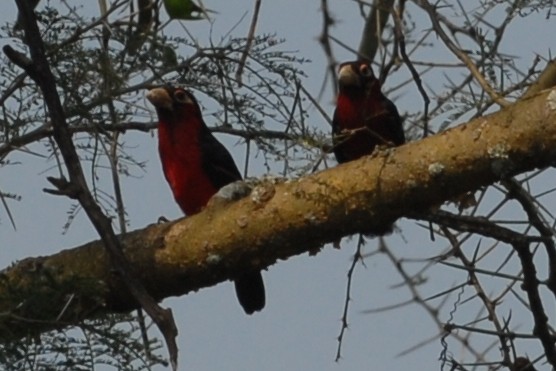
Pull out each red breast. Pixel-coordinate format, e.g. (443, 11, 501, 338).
(158, 115, 218, 215)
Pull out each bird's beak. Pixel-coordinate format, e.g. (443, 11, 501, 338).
(338, 64, 360, 88)
(146, 88, 173, 110)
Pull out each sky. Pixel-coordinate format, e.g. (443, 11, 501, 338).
(1, 1, 555, 370)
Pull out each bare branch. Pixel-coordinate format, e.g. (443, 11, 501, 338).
(2, 88, 556, 342)
(416, 0, 512, 107)
(235, 0, 262, 86)
(513, 241, 556, 367)
(357, 0, 396, 61)
(524, 59, 556, 98)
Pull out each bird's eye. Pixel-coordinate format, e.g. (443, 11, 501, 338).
(174, 90, 189, 103)
(359, 64, 373, 77)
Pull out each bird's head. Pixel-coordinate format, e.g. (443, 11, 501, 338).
(146, 86, 202, 121)
(337, 60, 380, 95)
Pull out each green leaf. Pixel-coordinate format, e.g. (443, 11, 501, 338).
(162, 0, 215, 20)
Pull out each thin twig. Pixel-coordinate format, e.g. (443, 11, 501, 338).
(513, 241, 556, 367)
(235, 0, 262, 86)
(392, 1, 430, 137)
(335, 234, 365, 361)
(417, 0, 511, 107)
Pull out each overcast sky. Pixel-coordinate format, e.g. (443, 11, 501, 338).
(1, 1, 555, 370)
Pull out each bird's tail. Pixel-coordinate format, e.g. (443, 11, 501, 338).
(234, 271, 265, 314)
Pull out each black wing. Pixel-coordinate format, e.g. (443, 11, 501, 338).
(331, 108, 350, 164)
(199, 126, 243, 189)
(382, 97, 405, 146)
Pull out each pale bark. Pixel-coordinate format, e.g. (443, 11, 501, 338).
(2, 88, 556, 340)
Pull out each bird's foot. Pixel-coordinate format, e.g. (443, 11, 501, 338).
(157, 216, 170, 224)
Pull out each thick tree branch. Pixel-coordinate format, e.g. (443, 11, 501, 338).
(523, 59, 556, 98)
(2, 88, 556, 341)
(358, 0, 395, 61)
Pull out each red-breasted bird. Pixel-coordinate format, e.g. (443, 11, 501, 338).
(332, 60, 405, 163)
(146, 86, 265, 314)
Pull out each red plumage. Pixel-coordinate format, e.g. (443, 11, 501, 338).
(332, 61, 405, 163)
(147, 86, 265, 314)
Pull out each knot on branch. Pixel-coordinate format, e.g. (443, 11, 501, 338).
(2, 45, 37, 79)
(44, 176, 81, 199)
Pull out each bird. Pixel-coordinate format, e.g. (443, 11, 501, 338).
(332, 60, 405, 164)
(146, 86, 265, 314)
